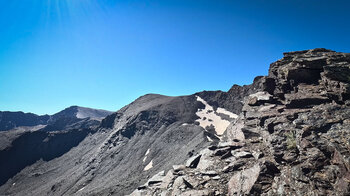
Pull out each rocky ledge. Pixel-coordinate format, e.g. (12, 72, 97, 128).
(131, 49, 350, 196)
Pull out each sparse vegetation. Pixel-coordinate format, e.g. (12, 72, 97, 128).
(286, 130, 297, 150)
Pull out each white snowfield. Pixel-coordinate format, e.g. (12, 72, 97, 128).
(195, 96, 237, 136)
(144, 160, 153, 171)
(75, 107, 112, 120)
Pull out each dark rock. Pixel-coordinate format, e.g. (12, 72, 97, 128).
(182, 178, 194, 189)
(222, 160, 245, 173)
(0, 112, 49, 131)
(228, 161, 279, 195)
(214, 147, 231, 156)
(186, 155, 202, 168)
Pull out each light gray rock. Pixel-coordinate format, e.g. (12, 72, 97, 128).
(172, 165, 186, 172)
(228, 164, 260, 195)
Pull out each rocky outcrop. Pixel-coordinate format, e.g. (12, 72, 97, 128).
(195, 76, 266, 115)
(131, 49, 350, 196)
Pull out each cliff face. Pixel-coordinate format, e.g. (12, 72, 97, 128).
(131, 49, 350, 196)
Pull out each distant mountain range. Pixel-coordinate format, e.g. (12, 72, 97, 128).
(0, 49, 350, 196)
(0, 106, 113, 132)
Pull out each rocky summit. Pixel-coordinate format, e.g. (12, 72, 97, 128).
(131, 49, 350, 196)
(0, 48, 350, 196)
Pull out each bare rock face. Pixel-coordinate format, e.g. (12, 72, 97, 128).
(269, 48, 350, 102)
(131, 49, 350, 196)
(228, 161, 279, 196)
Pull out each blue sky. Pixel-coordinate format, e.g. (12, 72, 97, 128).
(0, 0, 349, 115)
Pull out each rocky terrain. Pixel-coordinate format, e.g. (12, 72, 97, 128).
(0, 48, 349, 196)
(0, 106, 112, 188)
(0, 112, 50, 132)
(131, 49, 350, 196)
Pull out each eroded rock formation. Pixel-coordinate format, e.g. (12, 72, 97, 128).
(131, 49, 350, 196)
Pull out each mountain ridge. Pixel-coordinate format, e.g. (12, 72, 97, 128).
(131, 48, 350, 195)
(0, 106, 113, 132)
(0, 48, 349, 196)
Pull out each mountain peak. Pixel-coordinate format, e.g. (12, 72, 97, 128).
(52, 106, 113, 120)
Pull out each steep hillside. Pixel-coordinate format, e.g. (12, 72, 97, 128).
(0, 128, 94, 187)
(0, 91, 256, 195)
(0, 112, 49, 131)
(132, 48, 350, 196)
(0, 106, 113, 189)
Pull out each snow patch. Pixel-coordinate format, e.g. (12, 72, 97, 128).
(77, 187, 85, 192)
(144, 160, 153, 171)
(195, 96, 235, 135)
(75, 107, 112, 120)
(206, 136, 213, 142)
(143, 148, 150, 162)
(145, 148, 150, 156)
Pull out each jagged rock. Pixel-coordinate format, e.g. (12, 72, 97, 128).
(172, 165, 186, 172)
(212, 176, 221, 180)
(285, 88, 331, 108)
(182, 177, 194, 189)
(130, 49, 350, 196)
(217, 141, 245, 149)
(247, 92, 273, 106)
(226, 120, 245, 141)
(228, 163, 261, 195)
(214, 147, 231, 156)
(228, 161, 279, 195)
(252, 151, 264, 160)
(148, 170, 165, 185)
(222, 160, 245, 173)
(159, 170, 176, 189)
(201, 170, 218, 176)
(232, 151, 253, 159)
(185, 154, 202, 168)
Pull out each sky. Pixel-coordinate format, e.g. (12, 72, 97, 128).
(0, 0, 350, 115)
